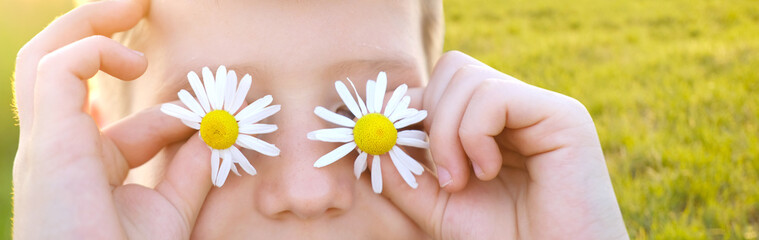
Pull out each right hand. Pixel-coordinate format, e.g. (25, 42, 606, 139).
(13, 0, 212, 238)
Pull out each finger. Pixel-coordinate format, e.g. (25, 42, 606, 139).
(102, 101, 196, 170)
(370, 151, 447, 239)
(423, 51, 492, 129)
(154, 134, 213, 232)
(460, 78, 599, 180)
(429, 65, 507, 191)
(15, 0, 149, 134)
(491, 79, 597, 155)
(34, 35, 147, 122)
(457, 79, 509, 181)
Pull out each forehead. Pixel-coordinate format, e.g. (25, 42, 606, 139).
(139, 0, 426, 99)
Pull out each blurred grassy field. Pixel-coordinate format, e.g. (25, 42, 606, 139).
(1, 0, 757, 239)
(1, 0, 73, 239)
(443, 0, 759, 238)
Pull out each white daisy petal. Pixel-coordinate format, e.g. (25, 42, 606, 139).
(388, 96, 411, 122)
(308, 127, 354, 137)
(188, 71, 211, 113)
(230, 74, 252, 114)
(161, 103, 201, 123)
(371, 155, 383, 193)
(384, 84, 408, 117)
(231, 146, 257, 176)
(167, 66, 281, 187)
(313, 141, 357, 168)
(391, 146, 424, 175)
(239, 105, 281, 125)
(396, 137, 430, 149)
(215, 151, 233, 187)
(335, 81, 363, 118)
(374, 71, 387, 113)
(314, 106, 356, 127)
(178, 89, 206, 118)
(181, 119, 200, 129)
(215, 65, 227, 108)
(398, 109, 419, 121)
(202, 67, 220, 110)
(223, 149, 241, 177)
(236, 134, 281, 156)
(398, 130, 427, 141)
(389, 149, 418, 189)
(230, 164, 241, 176)
(211, 149, 220, 185)
(239, 124, 278, 134)
(354, 151, 368, 179)
(226, 148, 241, 177)
(308, 133, 354, 143)
(307, 128, 354, 142)
(224, 70, 238, 112)
(394, 110, 427, 129)
(366, 80, 376, 113)
(234, 95, 273, 121)
(347, 78, 368, 116)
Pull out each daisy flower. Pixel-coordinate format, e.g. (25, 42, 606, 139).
(308, 72, 429, 193)
(161, 65, 281, 187)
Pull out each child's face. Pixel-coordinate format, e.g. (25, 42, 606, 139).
(113, 0, 430, 238)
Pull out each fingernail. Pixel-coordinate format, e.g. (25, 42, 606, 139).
(437, 166, 453, 188)
(130, 49, 144, 57)
(472, 161, 485, 179)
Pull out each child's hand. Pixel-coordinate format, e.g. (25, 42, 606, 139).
(381, 51, 629, 239)
(13, 0, 211, 238)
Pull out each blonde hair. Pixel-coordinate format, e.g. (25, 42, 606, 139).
(420, 0, 444, 72)
(86, 0, 444, 121)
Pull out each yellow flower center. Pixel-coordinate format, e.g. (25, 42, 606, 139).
(353, 113, 397, 155)
(200, 110, 239, 150)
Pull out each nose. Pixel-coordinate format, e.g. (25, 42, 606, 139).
(255, 102, 354, 220)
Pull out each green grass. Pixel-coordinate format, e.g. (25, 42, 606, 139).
(444, 0, 759, 239)
(0, 1, 74, 239)
(1, 0, 757, 239)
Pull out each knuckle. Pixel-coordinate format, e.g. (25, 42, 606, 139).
(450, 64, 485, 84)
(83, 34, 111, 44)
(79, 0, 138, 16)
(563, 95, 589, 113)
(434, 50, 467, 70)
(75, 0, 104, 13)
(439, 50, 465, 61)
(478, 77, 508, 92)
(121, 0, 144, 19)
(457, 124, 475, 142)
(556, 94, 592, 121)
(16, 43, 34, 65)
(35, 51, 77, 81)
(455, 63, 480, 76)
(35, 54, 58, 78)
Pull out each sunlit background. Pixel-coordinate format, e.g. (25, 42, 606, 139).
(1, 0, 758, 239)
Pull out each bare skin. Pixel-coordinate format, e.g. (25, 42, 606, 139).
(12, 0, 629, 239)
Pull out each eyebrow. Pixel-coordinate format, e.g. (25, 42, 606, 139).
(164, 54, 420, 96)
(325, 56, 420, 88)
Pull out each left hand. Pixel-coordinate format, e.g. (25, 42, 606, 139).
(379, 51, 629, 239)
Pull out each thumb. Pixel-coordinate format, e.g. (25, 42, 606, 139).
(373, 150, 448, 239)
(377, 86, 446, 237)
(154, 134, 213, 232)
